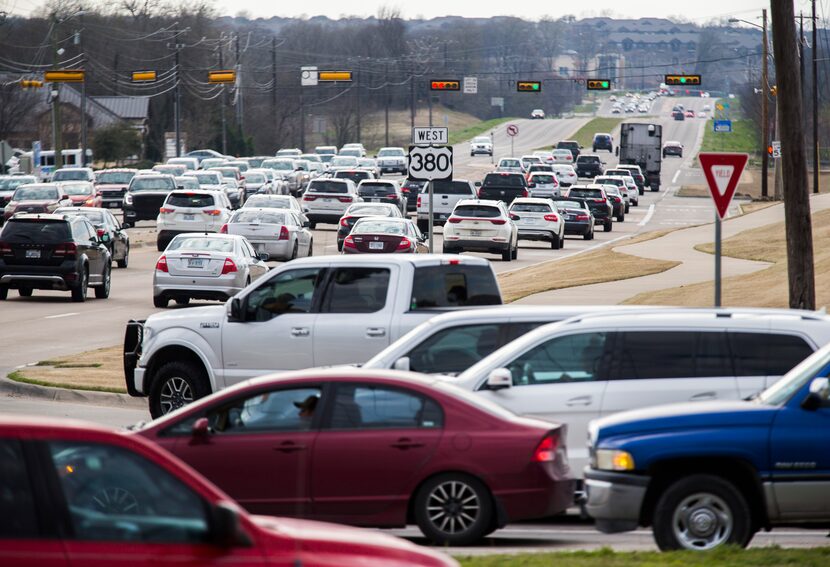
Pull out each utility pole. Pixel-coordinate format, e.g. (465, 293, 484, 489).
(235, 34, 243, 135)
(770, 0, 815, 309)
(271, 37, 278, 149)
(813, 0, 820, 194)
(300, 90, 306, 151)
(51, 13, 63, 170)
(761, 9, 769, 199)
(173, 35, 182, 157)
(384, 61, 390, 147)
(410, 65, 415, 128)
(218, 44, 227, 154)
(78, 11, 88, 166)
(355, 68, 361, 143)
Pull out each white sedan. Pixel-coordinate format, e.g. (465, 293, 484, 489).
(509, 198, 565, 250)
(551, 164, 578, 187)
(224, 207, 312, 261)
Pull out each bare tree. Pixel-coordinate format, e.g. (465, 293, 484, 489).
(0, 85, 35, 142)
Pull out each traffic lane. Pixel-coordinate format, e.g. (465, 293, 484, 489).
(0, 393, 149, 427)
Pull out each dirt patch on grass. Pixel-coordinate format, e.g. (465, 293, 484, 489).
(11, 345, 125, 393)
(498, 230, 679, 303)
(624, 208, 830, 308)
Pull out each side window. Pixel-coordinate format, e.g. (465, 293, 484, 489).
(244, 268, 322, 321)
(507, 332, 611, 386)
(617, 331, 696, 380)
(406, 324, 502, 375)
(730, 332, 814, 376)
(411, 265, 501, 308)
(504, 321, 546, 342)
(207, 387, 322, 433)
(48, 441, 209, 544)
(0, 438, 39, 538)
(329, 384, 443, 430)
(695, 332, 734, 377)
(323, 268, 390, 314)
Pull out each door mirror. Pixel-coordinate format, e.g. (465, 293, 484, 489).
(191, 417, 210, 440)
(474, 181, 482, 187)
(228, 297, 244, 322)
(486, 368, 513, 390)
(257, 252, 270, 262)
(393, 357, 411, 371)
(509, 213, 520, 221)
(209, 501, 251, 548)
(615, 147, 620, 157)
(528, 182, 536, 188)
(801, 377, 830, 410)
(302, 220, 311, 228)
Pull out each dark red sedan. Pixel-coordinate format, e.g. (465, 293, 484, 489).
(343, 217, 429, 254)
(0, 415, 455, 567)
(137, 370, 575, 545)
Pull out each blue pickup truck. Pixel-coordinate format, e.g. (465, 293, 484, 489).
(584, 342, 830, 551)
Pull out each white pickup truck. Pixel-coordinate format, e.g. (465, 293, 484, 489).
(124, 254, 502, 417)
(416, 179, 478, 232)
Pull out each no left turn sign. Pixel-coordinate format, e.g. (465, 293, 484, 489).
(506, 124, 519, 137)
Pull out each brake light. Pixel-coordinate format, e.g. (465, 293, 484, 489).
(278, 226, 290, 240)
(303, 195, 317, 201)
(53, 243, 77, 257)
(385, 194, 398, 200)
(338, 196, 354, 203)
(543, 214, 559, 222)
(594, 198, 605, 203)
(396, 237, 411, 250)
(219, 224, 228, 234)
(490, 219, 507, 225)
(447, 217, 462, 223)
(159, 207, 174, 214)
(576, 214, 590, 220)
(340, 216, 353, 227)
(0, 242, 11, 254)
(532, 435, 557, 463)
(96, 228, 106, 237)
(522, 188, 529, 197)
(221, 258, 237, 274)
(155, 255, 168, 272)
(343, 236, 356, 249)
(417, 196, 422, 207)
(613, 197, 621, 203)
(203, 209, 222, 216)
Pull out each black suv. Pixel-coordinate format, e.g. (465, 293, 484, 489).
(556, 140, 582, 160)
(401, 179, 426, 211)
(575, 154, 604, 178)
(592, 133, 613, 152)
(122, 174, 176, 228)
(566, 185, 613, 232)
(0, 213, 111, 301)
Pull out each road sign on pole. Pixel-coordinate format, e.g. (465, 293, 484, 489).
(506, 123, 519, 156)
(771, 141, 781, 158)
(412, 127, 448, 146)
(463, 77, 477, 94)
(713, 120, 732, 133)
(699, 152, 749, 307)
(407, 145, 453, 182)
(301, 66, 318, 86)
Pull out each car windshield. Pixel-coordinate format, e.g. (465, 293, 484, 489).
(233, 211, 286, 224)
(499, 160, 520, 167)
(168, 236, 234, 253)
(53, 170, 88, 181)
(262, 160, 294, 171)
(244, 196, 292, 208)
(596, 178, 623, 186)
(175, 178, 200, 189)
(1, 220, 70, 242)
(454, 205, 500, 218)
(756, 346, 830, 406)
(556, 200, 585, 209)
(190, 174, 221, 185)
(0, 177, 37, 190)
(96, 172, 134, 184)
(570, 188, 603, 198)
(352, 220, 406, 234)
(245, 173, 266, 183)
(13, 186, 59, 200)
(308, 181, 348, 194)
(472, 137, 490, 144)
(315, 147, 336, 155)
(339, 149, 361, 157)
(348, 205, 394, 216)
(61, 183, 92, 196)
(213, 169, 236, 178)
(130, 178, 174, 192)
(425, 181, 473, 195)
(331, 157, 358, 167)
(511, 203, 551, 213)
(377, 149, 405, 157)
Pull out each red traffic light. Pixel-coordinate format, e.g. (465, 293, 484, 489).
(431, 80, 460, 91)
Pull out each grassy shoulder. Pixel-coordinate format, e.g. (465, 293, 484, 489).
(498, 230, 678, 303)
(570, 118, 623, 149)
(698, 118, 758, 156)
(456, 547, 830, 566)
(447, 116, 521, 146)
(624, 207, 830, 307)
(9, 345, 125, 393)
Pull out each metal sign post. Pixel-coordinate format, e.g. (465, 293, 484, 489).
(408, 140, 453, 253)
(506, 124, 519, 157)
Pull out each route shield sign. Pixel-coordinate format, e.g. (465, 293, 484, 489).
(408, 145, 453, 181)
(699, 152, 748, 219)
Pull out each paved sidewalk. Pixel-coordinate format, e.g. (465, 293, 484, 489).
(518, 194, 830, 305)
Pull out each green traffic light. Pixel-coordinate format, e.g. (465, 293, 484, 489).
(602, 81, 608, 88)
(680, 77, 687, 83)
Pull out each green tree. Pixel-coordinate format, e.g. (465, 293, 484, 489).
(92, 123, 141, 167)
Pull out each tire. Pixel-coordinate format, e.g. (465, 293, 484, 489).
(511, 243, 518, 260)
(308, 221, 316, 230)
(307, 238, 313, 256)
(148, 360, 211, 419)
(156, 239, 165, 252)
(414, 473, 495, 546)
(583, 231, 592, 240)
(652, 186, 660, 192)
(117, 245, 129, 269)
(442, 246, 456, 254)
(501, 246, 511, 261)
(417, 219, 429, 232)
(290, 241, 299, 260)
(153, 295, 169, 308)
(625, 204, 630, 214)
(18, 287, 33, 297)
(0, 286, 7, 300)
(652, 474, 754, 551)
(175, 297, 190, 306)
(617, 212, 624, 222)
(559, 232, 565, 248)
(639, 188, 645, 195)
(71, 267, 88, 303)
(94, 266, 111, 299)
(551, 233, 560, 249)
(604, 219, 613, 232)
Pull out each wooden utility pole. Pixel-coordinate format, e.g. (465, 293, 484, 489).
(761, 9, 769, 198)
(812, 0, 820, 194)
(770, 0, 815, 309)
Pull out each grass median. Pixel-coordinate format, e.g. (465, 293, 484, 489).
(448, 116, 521, 146)
(456, 547, 830, 566)
(9, 345, 126, 393)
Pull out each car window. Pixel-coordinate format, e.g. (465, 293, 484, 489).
(48, 441, 209, 544)
(322, 268, 390, 314)
(0, 438, 39, 538)
(453, 205, 500, 218)
(168, 237, 234, 253)
(233, 211, 286, 224)
(730, 332, 814, 376)
(329, 384, 443, 430)
(245, 268, 323, 321)
(483, 173, 525, 186)
(569, 189, 603, 199)
(511, 203, 552, 213)
(308, 181, 349, 194)
(207, 387, 323, 433)
(425, 180, 474, 195)
(507, 332, 611, 386)
(1, 220, 70, 242)
(95, 172, 134, 185)
(411, 265, 501, 309)
(352, 220, 406, 234)
(13, 186, 59, 200)
(167, 193, 215, 208)
(616, 331, 699, 379)
(530, 174, 555, 184)
(130, 178, 175, 192)
(407, 324, 503, 375)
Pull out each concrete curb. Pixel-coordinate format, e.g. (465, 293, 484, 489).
(1, 373, 145, 409)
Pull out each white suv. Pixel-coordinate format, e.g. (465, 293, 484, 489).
(301, 178, 360, 228)
(375, 147, 407, 175)
(527, 171, 560, 198)
(442, 199, 518, 261)
(509, 197, 565, 249)
(469, 136, 493, 156)
(156, 190, 232, 250)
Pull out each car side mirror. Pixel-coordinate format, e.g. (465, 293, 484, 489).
(257, 252, 270, 262)
(228, 297, 244, 322)
(486, 368, 512, 390)
(615, 147, 620, 157)
(801, 377, 830, 411)
(509, 213, 520, 221)
(528, 182, 536, 188)
(209, 501, 251, 548)
(302, 220, 310, 228)
(474, 181, 482, 187)
(393, 357, 411, 371)
(191, 417, 210, 440)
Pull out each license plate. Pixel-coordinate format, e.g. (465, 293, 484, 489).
(369, 241, 384, 250)
(470, 230, 481, 237)
(524, 218, 539, 224)
(323, 198, 333, 203)
(183, 214, 195, 221)
(26, 249, 41, 259)
(108, 202, 119, 208)
(187, 258, 205, 268)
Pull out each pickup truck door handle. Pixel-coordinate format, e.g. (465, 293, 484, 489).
(366, 327, 386, 337)
(565, 396, 593, 407)
(290, 327, 310, 337)
(390, 438, 425, 450)
(274, 442, 307, 453)
(690, 391, 717, 401)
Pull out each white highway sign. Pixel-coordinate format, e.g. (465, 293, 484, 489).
(408, 145, 453, 181)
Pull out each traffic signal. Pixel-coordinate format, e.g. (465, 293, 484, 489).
(319, 71, 352, 82)
(132, 71, 157, 82)
(430, 80, 460, 91)
(20, 79, 43, 88)
(770, 85, 777, 97)
(768, 145, 774, 156)
(586, 79, 611, 90)
(517, 81, 541, 92)
(664, 74, 701, 86)
(44, 70, 85, 83)
(208, 70, 236, 84)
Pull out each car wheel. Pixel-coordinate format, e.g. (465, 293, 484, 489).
(18, 287, 33, 297)
(175, 297, 190, 306)
(290, 240, 299, 260)
(307, 238, 313, 256)
(156, 239, 165, 252)
(551, 233, 560, 250)
(417, 219, 429, 232)
(617, 212, 625, 222)
(149, 360, 210, 419)
(625, 204, 630, 214)
(559, 232, 565, 248)
(511, 243, 518, 260)
(94, 266, 111, 299)
(0, 286, 8, 300)
(653, 474, 754, 551)
(583, 231, 592, 241)
(71, 267, 88, 303)
(308, 221, 316, 230)
(414, 473, 494, 546)
(153, 295, 169, 308)
(117, 245, 129, 268)
(604, 219, 613, 232)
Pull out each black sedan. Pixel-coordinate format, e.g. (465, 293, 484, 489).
(553, 198, 595, 240)
(56, 207, 130, 268)
(663, 141, 684, 158)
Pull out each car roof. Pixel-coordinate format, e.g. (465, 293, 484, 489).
(0, 414, 117, 436)
(98, 168, 138, 173)
(173, 232, 241, 241)
(510, 197, 554, 205)
(169, 189, 217, 196)
(7, 213, 71, 221)
(285, 253, 491, 268)
(570, 184, 606, 190)
(456, 198, 502, 207)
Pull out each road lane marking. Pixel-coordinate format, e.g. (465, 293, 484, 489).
(44, 312, 79, 320)
(672, 170, 680, 184)
(638, 204, 655, 226)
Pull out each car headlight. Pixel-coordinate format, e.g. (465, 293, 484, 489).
(595, 449, 635, 471)
(124, 193, 133, 205)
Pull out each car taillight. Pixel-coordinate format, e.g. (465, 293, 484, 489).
(278, 226, 290, 240)
(396, 237, 411, 250)
(221, 258, 237, 274)
(532, 435, 557, 463)
(96, 228, 106, 237)
(303, 195, 317, 201)
(614, 197, 621, 203)
(338, 196, 354, 203)
(594, 198, 606, 203)
(417, 196, 422, 207)
(447, 217, 462, 223)
(576, 214, 590, 220)
(155, 255, 168, 272)
(490, 219, 507, 225)
(219, 224, 228, 234)
(522, 188, 529, 197)
(53, 243, 77, 257)
(203, 209, 222, 216)
(0, 242, 11, 254)
(343, 236, 356, 249)
(543, 214, 559, 222)
(159, 207, 174, 214)
(385, 194, 398, 200)
(340, 216, 353, 227)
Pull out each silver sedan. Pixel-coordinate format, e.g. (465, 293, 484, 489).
(225, 208, 313, 261)
(153, 233, 269, 308)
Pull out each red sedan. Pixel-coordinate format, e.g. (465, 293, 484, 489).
(0, 415, 455, 567)
(137, 370, 575, 545)
(60, 181, 103, 207)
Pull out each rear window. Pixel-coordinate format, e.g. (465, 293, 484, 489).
(63, 210, 105, 224)
(377, 149, 405, 157)
(358, 183, 395, 195)
(425, 181, 473, 195)
(530, 174, 555, 184)
(335, 171, 371, 182)
(130, 178, 175, 192)
(596, 178, 624, 186)
(232, 211, 286, 224)
(168, 237, 234, 253)
(245, 173, 266, 183)
(569, 189, 603, 198)
(53, 170, 89, 181)
(556, 200, 586, 210)
(190, 174, 221, 185)
(577, 156, 601, 164)
(511, 203, 552, 213)
(482, 174, 524, 186)
(1, 220, 70, 242)
(348, 205, 394, 216)
(411, 265, 501, 309)
(167, 193, 215, 208)
(594, 135, 611, 141)
(353, 220, 406, 234)
(453, 205, 500, 218)
(557, 141, 579, 149)
(245, 196, 291, 208)
(13, 187, 59, 201)
(308, 181, 349, 194)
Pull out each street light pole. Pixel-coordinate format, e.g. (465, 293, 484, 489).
(79, 12, 88, 167)
(51, 13, 63, 170)
(761, 9, 769, 199)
